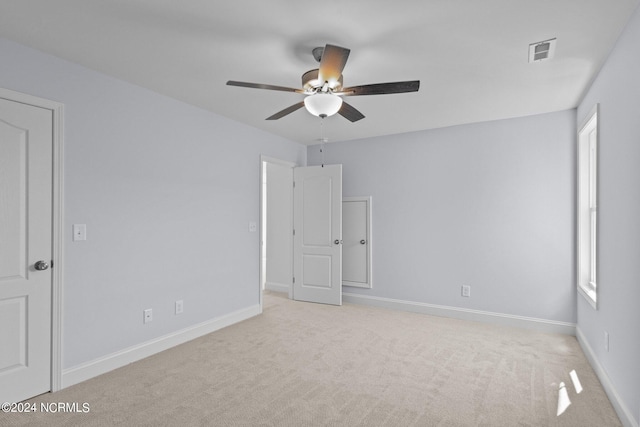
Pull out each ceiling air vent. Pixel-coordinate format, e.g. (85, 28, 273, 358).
(528, 38, 556, 63)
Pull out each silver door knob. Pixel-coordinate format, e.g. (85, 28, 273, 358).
(34, 260, 49, 271)
(360, 239, 366, 244)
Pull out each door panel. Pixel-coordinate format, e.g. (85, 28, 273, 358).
(0, 297, 27, 370)
(0, 97, 53, 402)
(302, 254, 332, 288)
(293, 165, 342, 305)
(0, 120, 27, 280)
(302, 176, 333, 246)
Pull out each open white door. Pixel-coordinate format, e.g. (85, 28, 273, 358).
(0, 96, 53, 402)
(293, 164, 342, 305)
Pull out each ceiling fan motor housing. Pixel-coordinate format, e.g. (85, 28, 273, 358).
(302, 69, 343, 92)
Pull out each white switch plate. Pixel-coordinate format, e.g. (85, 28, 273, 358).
(175, 300, 184, 315)
(461, 285, 471, 297)
(248, 221, 257, 232)
(72, 224, 87, 241)
(143, 308, 152, 324)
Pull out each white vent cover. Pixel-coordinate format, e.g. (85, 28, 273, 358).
(529, 38, 557, 62)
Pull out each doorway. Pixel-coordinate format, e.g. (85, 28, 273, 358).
(260, 157, 343, 307)
(260, 156, 295, 306)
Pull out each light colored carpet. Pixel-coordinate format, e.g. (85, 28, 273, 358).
(2, 291, 620, 426)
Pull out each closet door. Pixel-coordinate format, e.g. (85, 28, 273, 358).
(343, 197, 372, 288)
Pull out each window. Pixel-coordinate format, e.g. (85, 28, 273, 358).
(577, 105, 598, 308)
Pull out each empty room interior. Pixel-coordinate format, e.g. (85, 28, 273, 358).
(0, 1, 639, 426)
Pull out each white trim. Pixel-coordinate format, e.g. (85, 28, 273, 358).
(62, 304, 261, 388)
(576, 327, 638, 427)
(0, 87, 64, 393)
(51, 100, 64, 393)
(577, 104, 599, 309)
(265, 281, 290, 293)
(259, 158, 265, 311)
(260, 155, 297, 169)
(343, 292, 576, 335)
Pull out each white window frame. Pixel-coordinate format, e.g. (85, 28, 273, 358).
(577, 105, 598, 308)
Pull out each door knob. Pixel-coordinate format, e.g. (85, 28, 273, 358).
(360, 239, 366, 245)
(34, 260, 49, 271)
(334, 239, 343, 245)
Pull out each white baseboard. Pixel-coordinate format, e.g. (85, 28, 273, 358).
(342, 292, 576, 336)
(576, 327, 638, 427)
(265, 281, 289, 293)
(62, 304, 261, 389)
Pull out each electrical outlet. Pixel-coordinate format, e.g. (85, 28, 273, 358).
(175, 300, 184, 315)
(461, 285, 471, 297)
(604, 331, 609, 352)
(143, 308, 152, 324)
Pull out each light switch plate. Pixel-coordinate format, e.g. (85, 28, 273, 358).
(73, 224, 87, 241)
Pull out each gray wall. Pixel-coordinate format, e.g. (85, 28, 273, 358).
(309, 110, 576, 323)
(0, 38, 305, 369)
(576, 4, 640, 425)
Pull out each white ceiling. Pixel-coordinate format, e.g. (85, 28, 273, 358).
(0, 0, 638, 145)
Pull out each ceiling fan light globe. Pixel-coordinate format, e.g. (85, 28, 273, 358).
(304, 93, 343, 118)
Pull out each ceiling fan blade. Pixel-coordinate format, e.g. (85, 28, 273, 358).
(266, 102, 305, 120)
(338, 101, 365, 122)
(341, 80, 420, 96)
(227, 80, 303, 93)
(317, 44, 350, 87)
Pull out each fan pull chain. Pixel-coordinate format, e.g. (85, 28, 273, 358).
(320, 117, 326, 167)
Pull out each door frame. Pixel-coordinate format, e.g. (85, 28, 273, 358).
(1, 87, 64, 393)
(259, 155, 296, 311)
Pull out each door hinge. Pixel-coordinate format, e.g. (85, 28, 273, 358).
(293, 181, 296, 188)
(293, 229, 296, 236)
(293, 277, 295, 284)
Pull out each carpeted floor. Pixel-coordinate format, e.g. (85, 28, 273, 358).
(1, 291, 621, 426)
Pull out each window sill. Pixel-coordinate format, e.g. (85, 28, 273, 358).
(578, 285, 597, 310)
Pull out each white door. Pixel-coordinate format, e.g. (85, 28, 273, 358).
(0, 97, 53, 402)
(293, 165, 342, 305)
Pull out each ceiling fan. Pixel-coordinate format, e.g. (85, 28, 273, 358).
(226, 44, 420, 122)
